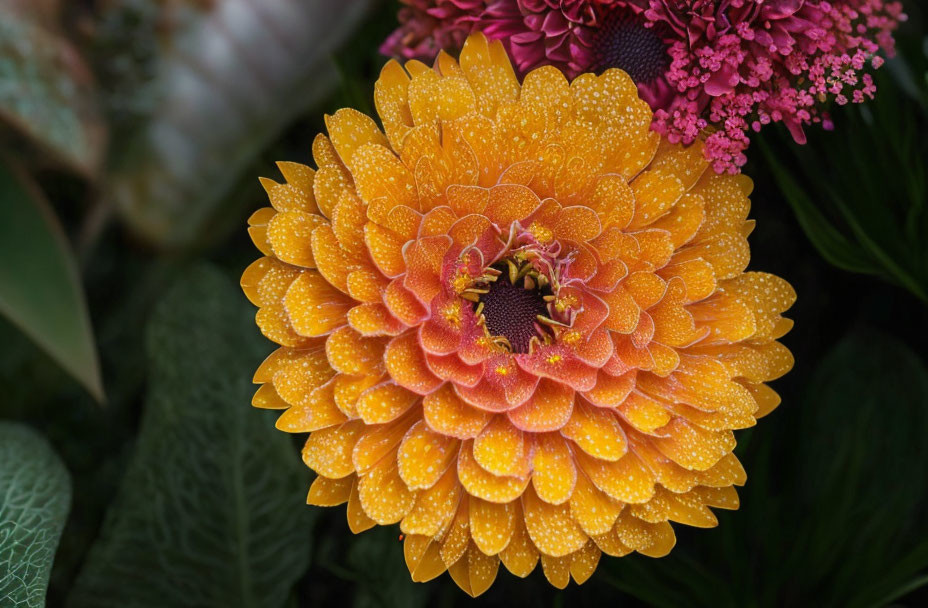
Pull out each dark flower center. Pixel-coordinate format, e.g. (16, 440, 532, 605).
(478, 271, 551, 354)
(593, 10, 670, 84)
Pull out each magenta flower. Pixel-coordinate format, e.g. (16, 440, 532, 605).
(382, 0, 905, 173)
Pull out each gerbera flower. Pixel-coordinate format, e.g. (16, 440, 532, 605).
(382, 0, 905, 173)
(243, 32, 794, 596)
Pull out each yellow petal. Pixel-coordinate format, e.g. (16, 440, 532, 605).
(458, 440, 529, 503)
(530, 433, 577, 505)
(521, 484, 588, 558)
(469, 496, 516, 555)
(398, 420, 458, 490)
(358, 455, 417, 524)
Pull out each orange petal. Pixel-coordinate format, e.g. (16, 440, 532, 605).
(401, 466, 461, 537)
(469, 496, 516, 555)
(384, 278, 428, 325)
(252, 383, 288, 410)
(325, 108, 389, 171)
(584, 370, 636, 408)
(267, 210, 326, 268)
(398, 421, 459, 490)
(561, 399, 628, 461)
(346, 269, 388, 303)
(384, 331, 442, 394)
(569, 541, 602, 584)
(271, 347, 334, 407)
(425, 353, 484, 387)
(522, 484, 588, 557)
(247, 207, 274, 256)
(473, 416, 529, 477)
(614, 512, 676, 558)
(284, 272, 353, 337)
(448, 542, 500, 598)
(507, 380, 574, 432)
(619, 392, 672, 433)
(357, 381, 419, 425)
(541, 554, 571, 589)
(325, 327, 386, 376)
(423, 384, 492, 439)
(352, 409, 417, 475)
(458, 440, 529, 503)
(312, 223, 358, 294)
(404, 534, 447, 582)
(588, 174, 634, 229)
(459, 33, 520, 118)
(403, 235, 452, 304)
(351, 143, 418, 209)
(241, 256, 298, 307)
(574, 449, 655, 504)
(358, 455, 417, 524)
(569, 471, 624, 536)
(302, 420, 364, 479)
(261, 174, 317, 214)
(348, 303, 407, 337)
(498, 501, 539, 578)
(364, 222, 408, 278)
(347, 477, 376, 533)
(374, 59, 414, 150)
(531, 433, 577, 505)
(332, 373, 381, 418)
(275, 380, 347, 432)
(484, 184, 541, 228)
(628, 170, 685, 229)
(307, 474, 352, 506)
(440, 498, 471, 567)
(652, 418, 735, 471)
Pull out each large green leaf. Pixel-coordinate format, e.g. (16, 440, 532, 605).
(601, 329, 928, 606)
(0, 422, 72, 608)
(67, 266, 314, 608)
(105, 0, 374, 247)
(0, 159, 103, 401)
(0, 2, 105, 175)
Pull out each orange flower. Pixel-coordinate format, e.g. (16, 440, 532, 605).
(242, 32, 794, 596)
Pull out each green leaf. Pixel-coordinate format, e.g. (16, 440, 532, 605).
(0, 3, 105, 175)
(0, 159, 103, 401)
(0, 422, 72, 608)
(67, 265, 314, 608)
(106, 0, 375, 247)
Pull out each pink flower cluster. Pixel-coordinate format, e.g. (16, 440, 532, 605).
(381, 1, 905, 173)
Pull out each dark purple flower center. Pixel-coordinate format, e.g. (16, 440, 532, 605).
(593, 10, 670, 84)
(478, 273, 550, 354)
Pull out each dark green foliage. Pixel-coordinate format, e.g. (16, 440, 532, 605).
(66, 267, 314, 608)
(760, 17, 928, 302)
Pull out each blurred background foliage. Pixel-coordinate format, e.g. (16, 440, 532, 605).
(0, 1, 926, 606)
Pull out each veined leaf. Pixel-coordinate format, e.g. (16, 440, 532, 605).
(67, 266, 314, 608)
(0, 422, 72, 608)
(0, 2, 105, 175)
(106, 0, 375, 247)
(0, 159, 103, 401)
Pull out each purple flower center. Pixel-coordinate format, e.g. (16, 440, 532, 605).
(593, 10, 670, 84)
(478, 273, 550, 354)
